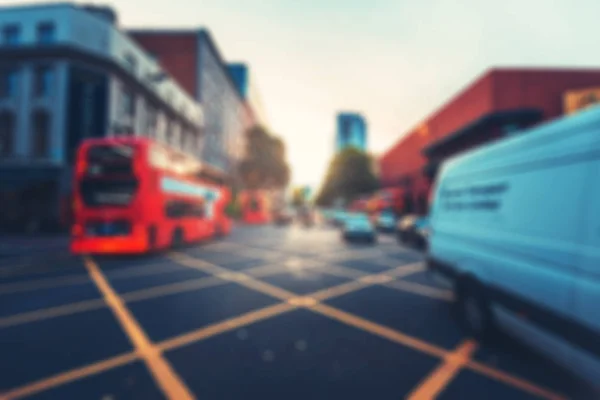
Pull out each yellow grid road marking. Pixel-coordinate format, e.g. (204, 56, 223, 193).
(2, 351, 138, 400)
(310, 280, 372, 301)
(312, 303, 448, 359)
(0, 274, 91, 295)
(1, 248, 570, 400)
(0, 259, 189, 296)
(104, 261, 186, 279)
(158, 302, 296, 352)
(406, 340, 478, 399)
(312, 263, 368, 279)
(0, 261, 289, 330)
(385, 262, 425, 277)
(0, 298, 106, 328)
(384, 280, 454, 302)
(169, 253, 296, 301)
(84, 257, 194, 400)
(170, 252, 567, 400)
(466, 360, 568, 400)
(121, 276, 226, 303)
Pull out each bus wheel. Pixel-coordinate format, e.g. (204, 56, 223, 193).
(171, 228, 184, 249)
(455, 277, 496, 342)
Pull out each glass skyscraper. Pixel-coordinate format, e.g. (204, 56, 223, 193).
(336, 113, 367, 152)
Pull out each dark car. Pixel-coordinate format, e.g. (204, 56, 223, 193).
(397, 214, 429, 249)
(273, 209, 294, 226)
(412, 217, 430, 250)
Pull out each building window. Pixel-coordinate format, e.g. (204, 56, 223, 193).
(165, 119, 172, 143)
(0, 111, 15, 157)
(3, 25, 20, 46)
(121, 87, 136, 118)
(32, 110, 51, 158)
(148, 52, 159, 63)
(123, 54, 137, 75)
(36, 22, 56, 44)
(195, 130, 203, 153)
(180, 127, 187, 150)
(0, 67, 18, 98)
(146, 103, 157, 136)
(33, 66, 54, 97)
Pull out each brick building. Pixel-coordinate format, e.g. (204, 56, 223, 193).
(379, 68, 600, 215)
(129, 29, 252, 175)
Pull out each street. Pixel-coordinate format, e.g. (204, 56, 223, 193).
(0, 225, 592, 400)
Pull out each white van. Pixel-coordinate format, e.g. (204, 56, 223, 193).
(427, 105, 600, 391)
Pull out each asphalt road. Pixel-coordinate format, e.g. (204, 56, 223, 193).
(0, 225, 593, 399)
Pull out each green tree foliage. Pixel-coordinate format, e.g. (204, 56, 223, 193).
(315, 148, 379, 206)
(291, 186, 307, 208)
(238, 126, 291, 190)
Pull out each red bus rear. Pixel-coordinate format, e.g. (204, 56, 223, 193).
(70, 137, 231, 255)
(239, 190, 271, 224)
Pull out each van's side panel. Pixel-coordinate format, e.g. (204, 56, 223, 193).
(572, 153, 600, 385)
(429, 108, 600, 386)
(431, 159, 587, 319)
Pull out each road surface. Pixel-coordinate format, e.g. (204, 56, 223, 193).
(0, 225, 592, 399)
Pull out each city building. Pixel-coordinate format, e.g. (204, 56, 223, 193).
(227, 63, 269, 128)
(379, 68, 600, 215)
(128, 29, 252, 174)
(0, 3, 204, 232)
(336, 112, 367, 152)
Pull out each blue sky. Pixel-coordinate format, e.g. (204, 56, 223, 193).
(6, 0, 600, 189)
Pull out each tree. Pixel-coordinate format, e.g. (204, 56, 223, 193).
(291, 187, 306, 208)
(315, 148, 379, 206)
(291, 186, 311, 209)
(238, 126, 291, 190)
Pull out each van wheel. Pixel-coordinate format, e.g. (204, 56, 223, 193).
(456, 278, 495, 342)
(171, 228, 184, 249)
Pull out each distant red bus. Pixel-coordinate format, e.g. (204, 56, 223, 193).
(71, 137, 231, 255)
(239, 190, 271, 224)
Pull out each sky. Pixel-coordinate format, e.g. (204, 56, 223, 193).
(5, 0, 600, 190)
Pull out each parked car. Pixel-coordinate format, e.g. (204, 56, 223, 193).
(427, 106, 600, 393)
(331, 209, 348, 227)
(273, 209, 294, 226)
(376, 211, 396, 233)
(342, 213, 377, 244)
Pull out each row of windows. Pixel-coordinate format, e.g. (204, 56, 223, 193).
(0, 65, 54, 99)
(0, 110, 52, 158)
(165, 199, 206, 219)
(2, 22, 56, 46)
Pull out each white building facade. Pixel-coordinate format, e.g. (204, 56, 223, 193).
(0, 3, 204, 232)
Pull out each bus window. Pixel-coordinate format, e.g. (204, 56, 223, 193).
(79, 178, 138, 207)
(86, 144, 135, 175)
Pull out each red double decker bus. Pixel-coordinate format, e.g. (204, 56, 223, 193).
(239, 189, 271, 224)
(71, 137, 231, 255)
